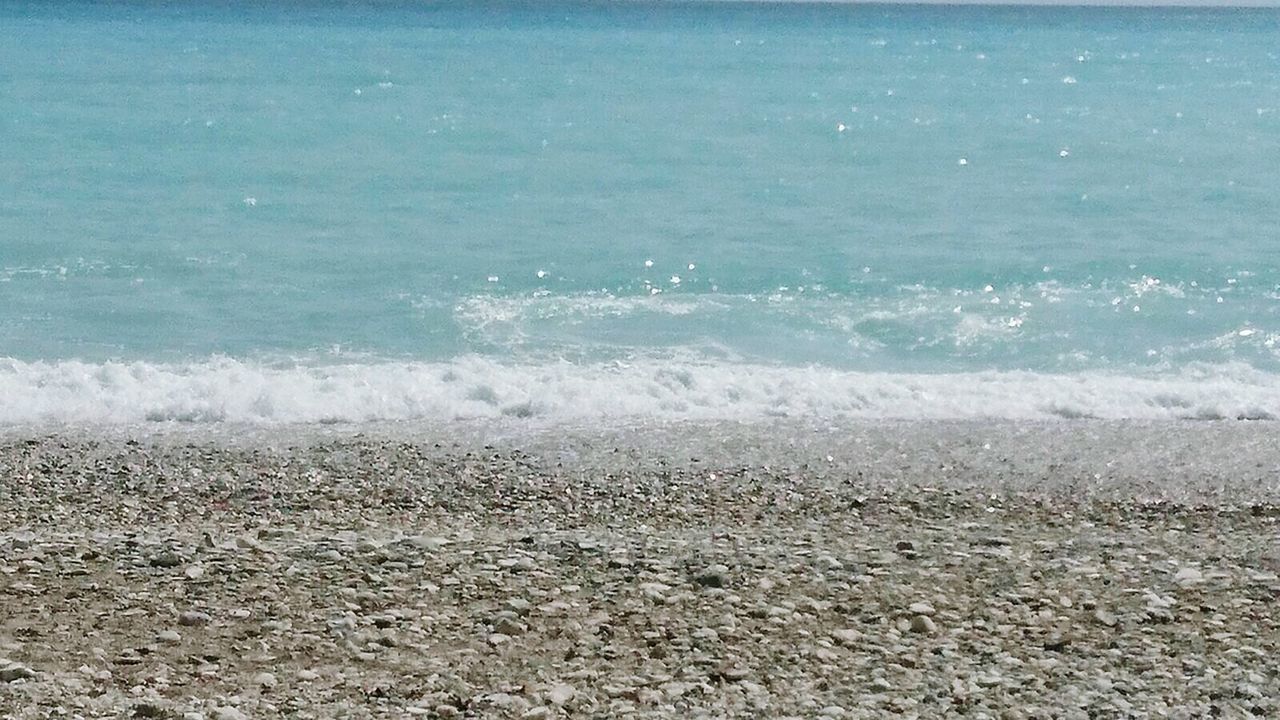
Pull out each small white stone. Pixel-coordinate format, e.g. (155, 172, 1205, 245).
(908, 602, 936, 616)
(1174, 566, 1203, 585)
(639, 582, 670, 600)
(831, 628, 861, 646)
(546, 683, 576, 706)
(404, 536, 448, 551)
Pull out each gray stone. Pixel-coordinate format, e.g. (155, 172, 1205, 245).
(178, 610, 212, 627)
(695, 564, 730, 588)
(909, 615, 937, 634)
(831, 628, 862, 646)
(132, 702, 169, 718)
(493, 614, 525, 636)
(150, 552, 182, 568)
(908, 602, 936, 616)
(0, 664, 36, 682)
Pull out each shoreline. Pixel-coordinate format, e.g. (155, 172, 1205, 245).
(6, 417, 1280, 503)
(3, 422, 1279, 717)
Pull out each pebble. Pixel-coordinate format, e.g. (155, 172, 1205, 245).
(909, 615, 937, 634)
(254, 671, 278, 688)
(178, 610, 212, 627)
(1, 663, 36, 682)
(156, 630, 182, 644)
(132, 702, 168, 718)
(150, 552, 182, 568)
(212, 708, 248, 720)
(404, 535, 449, 551)
(908, 602, 936, 616)
(546, 683, 576, 705)
(695, 565, 730, 588)
(640, 582, 671, 600)
(493, 615, 525, 636)
(831, 628, 861, 645)
(1175, 566, 1204, 585)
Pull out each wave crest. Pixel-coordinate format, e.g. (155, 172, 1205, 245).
(1, 357, 1278, 425)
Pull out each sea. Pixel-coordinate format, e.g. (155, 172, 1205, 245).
(2, 1, 1279, 426)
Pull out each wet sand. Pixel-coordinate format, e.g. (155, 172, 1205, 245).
(2, 421, 1279, 718)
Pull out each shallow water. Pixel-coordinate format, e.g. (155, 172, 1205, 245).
(2, 2, 1279, 423)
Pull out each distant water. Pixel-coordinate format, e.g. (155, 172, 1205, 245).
(3, 2, 1279, 424)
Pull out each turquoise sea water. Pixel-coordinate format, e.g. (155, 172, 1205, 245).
(2, 2, 1280, 423)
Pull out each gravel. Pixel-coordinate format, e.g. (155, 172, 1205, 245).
(1, 422, 1279, 718)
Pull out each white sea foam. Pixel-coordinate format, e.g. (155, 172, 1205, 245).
(1, 357, 1278, 426)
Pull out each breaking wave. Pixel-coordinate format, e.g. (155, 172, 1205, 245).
(2, 356, 1279, 425)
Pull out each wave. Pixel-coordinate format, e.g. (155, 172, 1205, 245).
(2, 356, 1279, 425)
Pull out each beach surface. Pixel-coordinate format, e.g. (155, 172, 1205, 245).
(2, 420, 1279, 719)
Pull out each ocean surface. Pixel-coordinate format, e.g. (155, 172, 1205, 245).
(2, 1, 1279, 424)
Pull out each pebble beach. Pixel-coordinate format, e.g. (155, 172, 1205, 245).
(8, 2, 1280, 718)
(2, 421, 1279, 719)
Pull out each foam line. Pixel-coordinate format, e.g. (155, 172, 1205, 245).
(2, 357, 1278, 425)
